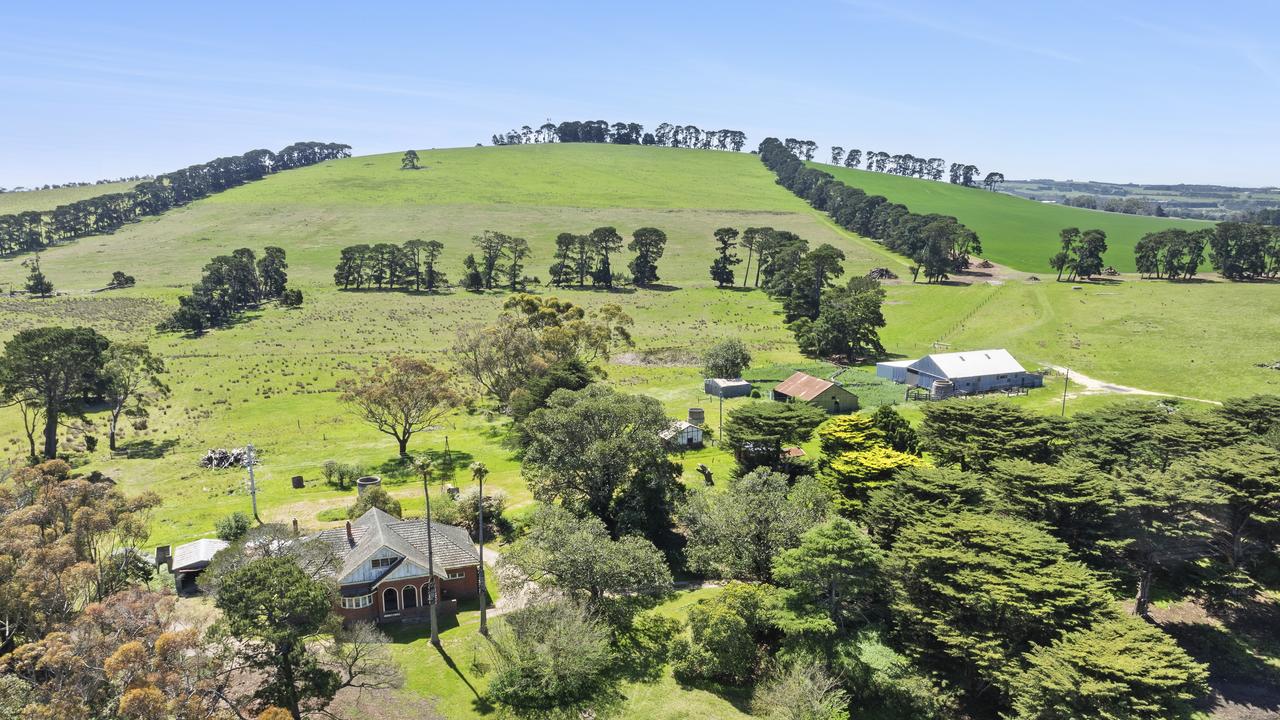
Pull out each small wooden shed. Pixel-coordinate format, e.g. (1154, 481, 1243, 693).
(772, 371, 858, 414)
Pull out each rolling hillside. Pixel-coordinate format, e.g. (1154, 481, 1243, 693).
(810, 161, 1211, 272)
(0, 180, 139, 214)
(1, 142, 1277, 552)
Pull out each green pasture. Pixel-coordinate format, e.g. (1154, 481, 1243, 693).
(810, 161, 1211, 272)
(0, 180, 139, 214)
(1, 142, 1277, 550)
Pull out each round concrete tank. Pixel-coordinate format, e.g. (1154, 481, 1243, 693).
(356, 475, 382, 496)
(688, 407, 705, 425)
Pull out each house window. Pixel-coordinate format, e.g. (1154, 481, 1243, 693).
(371, 557, 395, 569)
(340, 594, 373, 610)
(447, 570, 466, 580)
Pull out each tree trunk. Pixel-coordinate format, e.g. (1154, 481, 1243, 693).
(109, 411, 120, 452)
(397, 435, 409, 457)
(1134, 566, 1153, 617)
(42, 404, 58, 459)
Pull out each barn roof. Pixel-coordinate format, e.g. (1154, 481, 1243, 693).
(706, 378, 751, 388)
(315, 507, 480, 584)
(914, 349, 1025, 379)
(171, 538, 230, 573)
(774, 371, 836, 401)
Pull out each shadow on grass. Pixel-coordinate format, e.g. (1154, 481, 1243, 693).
(117, 438, 179, 459)
(373, 447, 476, 484)
(670, 675, 754, 713)
(1162, 618, 1280, 712)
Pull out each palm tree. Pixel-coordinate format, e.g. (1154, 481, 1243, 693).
(413, 455, 440, 647)
(470, 461, 490, 636)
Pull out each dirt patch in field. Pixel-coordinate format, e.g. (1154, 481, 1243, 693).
(613, 347, 701, 367)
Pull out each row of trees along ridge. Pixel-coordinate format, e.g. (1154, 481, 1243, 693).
(758, 137, 982, 283)
(491, 120, 747, 151)
(0, 141, 351, 257)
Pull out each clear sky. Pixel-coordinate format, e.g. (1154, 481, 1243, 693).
(2, 1, 1277, 188)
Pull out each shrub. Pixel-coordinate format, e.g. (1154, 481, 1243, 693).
(280, 288, 303, 307)
(701, 338, 752, 379)
(216, 511, 253, 541)
(348, 486, 402, 519)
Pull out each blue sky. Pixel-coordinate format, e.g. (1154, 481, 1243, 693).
(2, 1, 1277, 188)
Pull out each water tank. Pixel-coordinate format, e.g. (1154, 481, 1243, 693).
(931, 379, 954, 400)
(356, 475, 382, 496)
(688, 407, 705, 425)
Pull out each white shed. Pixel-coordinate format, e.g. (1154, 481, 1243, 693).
(704, 378, 752, 398)
(660, 420, 704, 447)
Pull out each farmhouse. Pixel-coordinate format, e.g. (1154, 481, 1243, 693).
(876, 348, 1043, 398)
(704, 378, 753, 398)
(772, 371, 858, 414)
(315, 507, 481, 624)
(660, 419, 703, 447)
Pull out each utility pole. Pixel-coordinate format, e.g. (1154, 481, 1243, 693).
(1060, 369, 1070, 417)
(245, 443, 260, 523)
(471, 462, 490, 636)
(718, 394, 724, 447)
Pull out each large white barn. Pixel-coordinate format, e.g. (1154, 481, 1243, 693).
(876, 348, 1042, 398)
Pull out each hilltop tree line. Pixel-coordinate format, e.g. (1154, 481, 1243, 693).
(707, 227, 887, 363)
(0, 142, 349, 258)
(760, 137, 982, 283)
(0, 174, 154, 194)
(160, 247, 299, 335)
(826, 145, 999, 189)
(491, 120, 747, 151)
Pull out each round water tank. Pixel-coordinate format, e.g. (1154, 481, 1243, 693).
(931, 380, 954, 400)
(688, 407, 706, 425)
(356, 475, 382, 495)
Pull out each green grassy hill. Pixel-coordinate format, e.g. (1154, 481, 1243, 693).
(1, 142, 1278, 719)
(810, 162, 1210, 272)
(0, 180, 139, 214)
(2, 142, 1276, 547)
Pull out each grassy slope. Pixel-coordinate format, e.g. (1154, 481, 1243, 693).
(809, 162, 1210, 272)
(0, 144, 1276, 554)
(0, 144, 892, 549)
(1, 143, 1277, 719)
(0, 180, 139, 214)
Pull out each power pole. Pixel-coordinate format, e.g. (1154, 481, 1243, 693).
(245, 443, 260, 523)
(1060, 369, 1070, 417)
(718, 394, 724, 447)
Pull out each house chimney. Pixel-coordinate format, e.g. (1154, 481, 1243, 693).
(292, 518, 299, 536)
(345, 521, 355, 547)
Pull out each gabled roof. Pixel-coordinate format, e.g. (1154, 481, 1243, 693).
(913, 349, 1025, 379)
(706, 378, 751, 387)
(774, 371, 835, 401)
(660, 420, 699, 439)
(172, 538, 230, 572)
(314, 507, 480, 585)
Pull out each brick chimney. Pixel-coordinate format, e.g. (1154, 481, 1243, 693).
(345, 521, 355, 547)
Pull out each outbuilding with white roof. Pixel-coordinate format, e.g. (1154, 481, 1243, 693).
(876, 349, 1042, 397)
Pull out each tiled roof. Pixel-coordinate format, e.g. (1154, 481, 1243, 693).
(314, 507, 480, 583)
(774, 371, 835, 401)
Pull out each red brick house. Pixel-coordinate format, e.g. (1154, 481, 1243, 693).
(315, 507, 481, 624)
